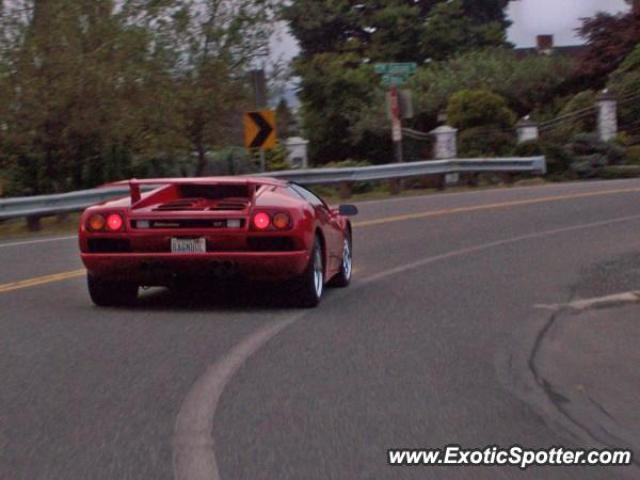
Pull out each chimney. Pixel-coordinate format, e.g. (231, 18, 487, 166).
(536, 35, 554, 53)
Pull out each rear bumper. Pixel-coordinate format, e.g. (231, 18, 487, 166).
(81, 251, 310, 284)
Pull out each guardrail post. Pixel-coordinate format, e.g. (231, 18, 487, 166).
(27, 216, 42, 231)
(501, 172, 515, 185)
(389, 179, 402, 195)
(338, 181, 353, 199)
(463, 173, 479, 187)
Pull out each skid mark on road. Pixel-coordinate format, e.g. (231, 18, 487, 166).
(174, 213, 640, 480)
(353, 187, 640, 228)
(0, 269, 85, 293)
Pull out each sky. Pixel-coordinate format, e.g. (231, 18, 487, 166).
(271, 0, 631, 61)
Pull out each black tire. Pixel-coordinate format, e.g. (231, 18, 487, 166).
(87, 273, 138, 307)
(294, 236, 325, 308)
(328, 233, 352, 288)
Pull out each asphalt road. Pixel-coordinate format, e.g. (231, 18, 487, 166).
(2, 179, 640, 479)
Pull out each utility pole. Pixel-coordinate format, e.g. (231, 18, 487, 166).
(250, 69, 268, 172)
(390, 85, 403, 163)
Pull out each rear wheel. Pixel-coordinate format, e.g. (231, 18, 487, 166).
(294, 236, 324, 308)
(328, 234, 352, 288)
(87, 274, 138, 307)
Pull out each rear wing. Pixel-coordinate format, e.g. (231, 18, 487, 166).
(103, 178, 274, 206)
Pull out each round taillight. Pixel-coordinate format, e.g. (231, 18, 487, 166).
(273, 213, 291, 230)
(88, 214, 105, 231)
(106, 213, 124, 231)
(253, 212, 270, 230)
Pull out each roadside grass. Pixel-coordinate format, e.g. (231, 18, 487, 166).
(0, 176, 547, 241)
(0, 213, 80, 241)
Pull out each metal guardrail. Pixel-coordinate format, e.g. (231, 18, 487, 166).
(262, 157, 546, 184)
(0, 157, 545, 221)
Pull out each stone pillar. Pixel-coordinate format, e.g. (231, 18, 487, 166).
(516, 116, 539, 143)
(597, 90, 618, 142)
(430, 125, 458, 160)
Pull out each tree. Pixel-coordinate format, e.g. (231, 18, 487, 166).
(275, 98, 295, 139)
(421, 0, 510, 61)
(575, 1, 640, 88)
(158, 0, 278, 175)
(447, 89, 516, 130)
(608, 43, 640, 133)
(283, 0, 514, 164)
(0, 0, 279, 194)
(410, 49, 575, 130)
(294, 53, 385, 164)
(283, 0, 511, 64)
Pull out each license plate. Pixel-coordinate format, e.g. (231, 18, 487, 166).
(171, 238, 207, 254)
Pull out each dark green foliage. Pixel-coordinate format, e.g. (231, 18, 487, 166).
(447, 90, 516, 130)
(282, 0, 511, 63)
(608, 44, 640, 133)
(458, 127, 516, 158)
(514, 140, 544, 157)
(544, 133, 627, 179)
(600, 165, 640, 179)
(542, 142, 577, 178)
(625, 146, 640, 165)
(575, 5, 640, 88)
(295, 53, 388, 164)
(266, 145, 291, 172)
(410, 49, 575, 129)
(420, 0, 509, 61)
(0, 0, 275, 195)
(284, 0, 513, 164)
(543, 90, 598, 142)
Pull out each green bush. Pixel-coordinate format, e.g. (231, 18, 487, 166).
(458, 127, 516, 157)
(600, 165, 640, 179)
(544, 133, 627, 179)
(447, 89, 516, 130)
(609, 44, 640, 130)
(544, 90, 597, 142)
(514, 139, 544, 157)
(625, 146, 640, 165)
(266, 145, 290, 172)
(565, 134, 625, 164)
(541, 142, 576, 178)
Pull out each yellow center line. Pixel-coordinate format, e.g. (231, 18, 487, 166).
(3, 186, 640, 295)
(353, 187, 640, 228)
(0, 269, 85, 294)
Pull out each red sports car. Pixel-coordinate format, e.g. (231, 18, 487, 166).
(78, 177, 358, 308)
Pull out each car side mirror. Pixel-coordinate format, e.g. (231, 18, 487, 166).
(338, 204, 359, 216)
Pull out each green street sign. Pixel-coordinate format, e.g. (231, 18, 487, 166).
(375, 63, 418, 87)
(374, 62, 417, 76)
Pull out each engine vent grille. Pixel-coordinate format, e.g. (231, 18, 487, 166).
(154, 198, 208, 211)
(153, 199, 248, 212)
(211, 202, 247, 211)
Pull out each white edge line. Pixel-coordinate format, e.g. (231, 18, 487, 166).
(0, 235, 76, 248)
(173, 314, 304, 480)
(173, 212, 640, 480)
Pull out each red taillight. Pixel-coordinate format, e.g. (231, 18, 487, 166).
(273, 213, 291, 230)
(253, 213, 270, 230)
(106, 213, 124, 231)
(88, 214, 105, 232)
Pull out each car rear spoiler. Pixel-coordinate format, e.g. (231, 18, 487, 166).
(102, 178, 262, 205)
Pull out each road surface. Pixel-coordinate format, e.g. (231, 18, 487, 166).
(1, 179, 639, 479)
